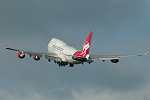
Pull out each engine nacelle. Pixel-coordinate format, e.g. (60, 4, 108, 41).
(33, 56, 40, 61)
(18, 52, 25, 59)
(111, 59, 119, 63)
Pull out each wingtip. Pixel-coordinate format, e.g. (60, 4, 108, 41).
(145, 51, 149, 55)
(5, 44, 7, 49)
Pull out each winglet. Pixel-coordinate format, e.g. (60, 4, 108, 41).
(5, 44, 8, 49)
(145, 51, 149, 55)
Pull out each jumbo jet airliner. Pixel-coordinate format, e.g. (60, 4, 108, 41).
(5, 32, 149, 67)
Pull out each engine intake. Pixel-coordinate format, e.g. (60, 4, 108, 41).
(111, 59, 119, 63)
(33, 56, 40, 61)
(18, 52, 25, 59)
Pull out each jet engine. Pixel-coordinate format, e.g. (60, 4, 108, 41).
(33, 56, 40, 61)
(18, 52, 25, 59)
(111, 59, 119, 63)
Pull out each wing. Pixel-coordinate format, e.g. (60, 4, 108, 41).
(90, 51, 149, 63)
(5, 44, 61, 61)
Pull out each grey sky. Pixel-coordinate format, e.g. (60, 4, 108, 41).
(0, 0, 150, 100)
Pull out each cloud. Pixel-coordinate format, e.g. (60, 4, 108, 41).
(0, 83, 150, 100)
(0, 0, 150, 100)
(0, 90, 51, 100)
(72, 84, 150, 100)
(0, 0, 147, 38)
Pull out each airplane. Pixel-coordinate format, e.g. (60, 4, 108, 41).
(5, 32, 149, 67)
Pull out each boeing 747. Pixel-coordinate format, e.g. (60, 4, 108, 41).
(5, 32, 149, 67)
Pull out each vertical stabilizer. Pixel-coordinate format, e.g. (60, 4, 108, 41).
(73, 32, 93, 60)
(80, 32, 93, 56)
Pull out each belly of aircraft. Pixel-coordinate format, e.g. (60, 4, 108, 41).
(63, 54, 82, 64)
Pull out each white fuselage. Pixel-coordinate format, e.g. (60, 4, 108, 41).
(48, 38, 81, 64)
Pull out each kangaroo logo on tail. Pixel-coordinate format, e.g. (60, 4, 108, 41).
(73, 32, 93, 60)
(81, 42, 90, 56)
(80, 32, 93, 57)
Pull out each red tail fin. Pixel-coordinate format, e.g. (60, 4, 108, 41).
(73, 32, 93, 59)
(80, 32, 93, 56)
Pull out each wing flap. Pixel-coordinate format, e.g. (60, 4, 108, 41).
(45, 55, 62, 62)
(99, 57, 119, 60)
(91, 52, 148, 61)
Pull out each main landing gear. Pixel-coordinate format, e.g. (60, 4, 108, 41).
(53, 61, 74, 67)
(69, 63, 74, 67)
